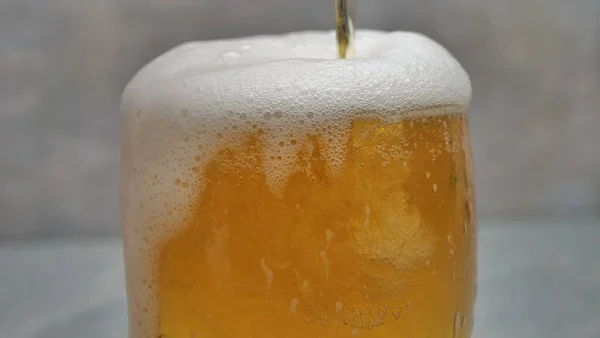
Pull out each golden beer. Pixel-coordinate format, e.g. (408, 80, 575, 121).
(120, 31, 476, 338)
(335, 0, 355, 58)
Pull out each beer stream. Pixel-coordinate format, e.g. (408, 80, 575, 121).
(336, 0, 355, 58)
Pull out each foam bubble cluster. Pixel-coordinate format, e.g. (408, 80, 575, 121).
(119, 30, 471, 337)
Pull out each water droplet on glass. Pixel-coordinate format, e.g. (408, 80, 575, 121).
(320, 314, 328, 327)
(453, 310, 462, 337)
(289, 298, 299, 313)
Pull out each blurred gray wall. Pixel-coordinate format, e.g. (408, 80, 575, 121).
(0, 0, 598, 237)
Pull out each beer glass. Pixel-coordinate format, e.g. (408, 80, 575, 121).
(120, 31, 476, 338)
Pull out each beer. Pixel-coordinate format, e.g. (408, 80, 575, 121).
(121, 31, 476, 338)
(335, 0, 355, 58)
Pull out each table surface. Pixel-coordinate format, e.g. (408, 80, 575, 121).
(1, 218, 599, 338)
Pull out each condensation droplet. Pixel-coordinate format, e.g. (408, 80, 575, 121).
(453, 310, 462, 337)
(260, 258, 274, 294)
(289, 297, 299, 313)
(320, 314, 328, 327)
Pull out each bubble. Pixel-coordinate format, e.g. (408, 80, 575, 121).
(220, 51, 241, 59)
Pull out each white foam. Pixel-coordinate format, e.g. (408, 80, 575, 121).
(120, 30, 471, 337)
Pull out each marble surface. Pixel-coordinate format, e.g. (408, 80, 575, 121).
(1, 218, 599, 338)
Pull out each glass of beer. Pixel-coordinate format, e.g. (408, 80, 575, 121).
(120, 30, 476, 338)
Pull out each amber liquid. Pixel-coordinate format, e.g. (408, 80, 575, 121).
(157, 112, 476, 338)
(335, 0, 355, 59)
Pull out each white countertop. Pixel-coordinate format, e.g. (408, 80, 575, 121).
(1, 218, 599, 338)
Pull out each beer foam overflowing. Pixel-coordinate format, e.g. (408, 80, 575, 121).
(120, 30, 471, 337)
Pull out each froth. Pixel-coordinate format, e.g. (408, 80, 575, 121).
(124, 30, 470, 121)
(120, 30, 471, 337)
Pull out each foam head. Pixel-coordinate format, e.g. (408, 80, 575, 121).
(122, 29, 471, 202)
(119, 30, 471, 337)
(122, 30, 471, 124)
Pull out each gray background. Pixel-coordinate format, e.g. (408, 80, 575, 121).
(1, 0, 598, 237)
(1, 2, 599, 337)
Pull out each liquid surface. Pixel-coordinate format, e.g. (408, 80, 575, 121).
(156, 113, 476, 338)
